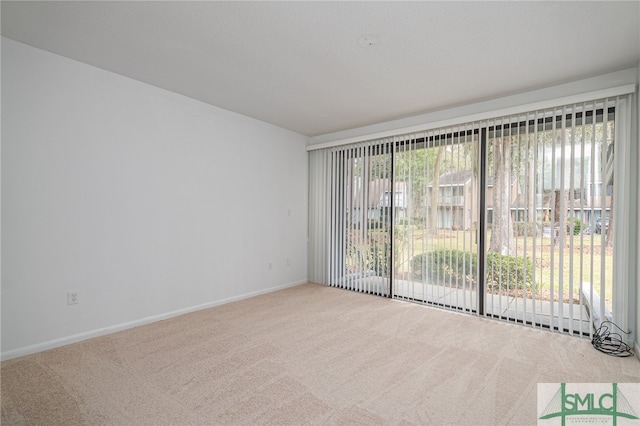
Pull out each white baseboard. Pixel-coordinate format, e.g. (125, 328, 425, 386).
(1, 280, 307, 361)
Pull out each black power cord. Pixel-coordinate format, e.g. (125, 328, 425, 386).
(591, 321, 634, 357)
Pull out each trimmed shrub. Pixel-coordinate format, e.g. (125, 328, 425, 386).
(411, 249, 534, 291)
(567, 217, 584, 235)
(485, 252, 534, 291)
(411, 249, 475, 284)
(367, 240, 390, 276)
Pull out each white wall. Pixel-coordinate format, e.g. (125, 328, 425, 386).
(1, 38, 309, 359)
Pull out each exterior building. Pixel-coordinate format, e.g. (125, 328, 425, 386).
(426, 170, 475, 230)
(352, 179, 408, 225)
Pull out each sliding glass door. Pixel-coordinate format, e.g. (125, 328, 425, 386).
(484, 103, 617, 335)
(309, 95, 632, 338)
(393, 127, 480, 312)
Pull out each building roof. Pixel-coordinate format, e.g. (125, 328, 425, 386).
(428, 170, 473, 187)
(352, 179, 408, 209)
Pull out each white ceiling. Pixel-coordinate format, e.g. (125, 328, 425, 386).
(2, 1, 639, 137)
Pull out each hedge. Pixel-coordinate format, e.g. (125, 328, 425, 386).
(411, 249, 535, 291)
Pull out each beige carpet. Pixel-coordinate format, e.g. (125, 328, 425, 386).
(2, 283, 639, 425)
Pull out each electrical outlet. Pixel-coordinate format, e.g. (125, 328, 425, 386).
(268, 262, 273, 271)
(67, 291, 79, 305)
(286, 258, 291, 267)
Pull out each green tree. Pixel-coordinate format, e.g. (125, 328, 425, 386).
(490, 136, 516, 255)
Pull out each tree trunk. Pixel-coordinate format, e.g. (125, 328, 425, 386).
(605, 190, 614, 248)
(429, 146, 445, 235)
(489, 137, 515, 255)
(526, 145, 536, 226)
(553, 190, 569, 247)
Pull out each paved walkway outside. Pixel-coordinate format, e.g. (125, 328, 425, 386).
(341, 275, 592, 334)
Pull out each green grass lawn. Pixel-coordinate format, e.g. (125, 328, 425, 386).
(361, 226, 614, 310)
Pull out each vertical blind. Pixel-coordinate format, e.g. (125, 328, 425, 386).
(310, 139, 395, 296)
(309, 95, 634, 339)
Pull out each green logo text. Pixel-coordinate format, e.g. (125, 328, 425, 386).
(540, 383, 638, 425)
